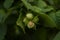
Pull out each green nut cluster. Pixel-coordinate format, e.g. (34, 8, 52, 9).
(23, 13, 39, 29)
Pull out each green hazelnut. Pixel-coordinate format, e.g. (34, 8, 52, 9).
(23, 17, 29, 25)
(26, 13, 33, 19)
(27, 21, 35, 28)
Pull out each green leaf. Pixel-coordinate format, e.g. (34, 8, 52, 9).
(0, 9, 11, 23)
(42, 6, 54, 12)
(48, 11, 60, 27)
(0, 24, 7, 40)
(39, 13, 57, 27)
(56, 10, 60, 26)
(16, 12, 25, 33)
(33, 0, 53, 12)
(48, 12, 57, 27)
(4, 0, 14, 9)
(31, 6, 43, 13)
(22, 0, 33, 9)
(33, 16, 39, 23)
(0, 9, 6, 23)
(53, 32, 60, 40)
(32, 6, 54, 13)
(37, 0, 47, 8)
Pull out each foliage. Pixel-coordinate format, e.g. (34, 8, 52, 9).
(0, 0, 60, 40)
